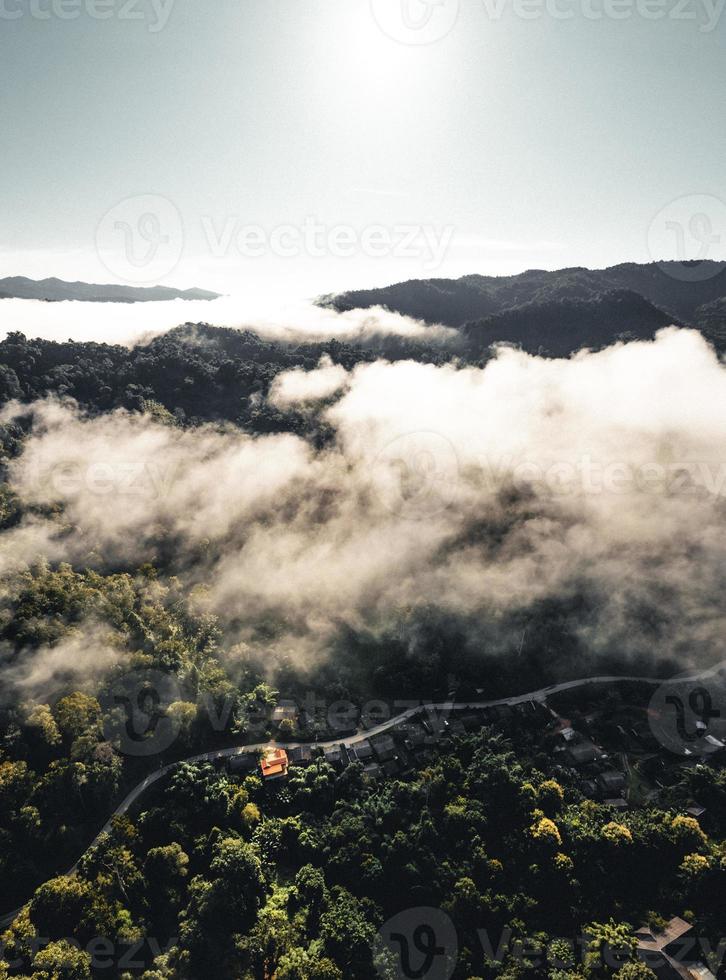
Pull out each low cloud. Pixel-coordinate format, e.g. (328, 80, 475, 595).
(0, 621, 127, 701)
(269, 355, 350, 408)
(3, 327, 726, 679)
(0, 296, 458, 348)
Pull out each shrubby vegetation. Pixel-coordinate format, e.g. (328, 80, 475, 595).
(2, 728, 726, 978)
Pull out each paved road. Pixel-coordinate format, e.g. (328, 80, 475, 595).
(2, 664, 723, 930)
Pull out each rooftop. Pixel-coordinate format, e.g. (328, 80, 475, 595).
(636, 917, 693, 953)
(260, 747, 289, 780)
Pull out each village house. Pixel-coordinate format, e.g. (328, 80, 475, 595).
(603, 797, 629, 811)
(260, 747, 289, 780)
(371, 734, 397, 762)
(324, 745, 345, 769)
(566, 737, 604, 766)
(351, 740, 374, 762)
(686, 804, 706, 821)
(228, 752, 259, 775)
(288, 744, 314, 767)
(597, 770, 627, 797)
(636, 917, 716, 980)
(401, 722, 427, 750)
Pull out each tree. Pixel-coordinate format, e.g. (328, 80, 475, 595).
(166, 701, 198, 747)
(241, 802, 261, 832)
(237, 904, 296, 978)
(31, 940, 92, 980)
(584, 922, 637, 979)
(24, 703, 61, 747)
(291, 865, 328, 934)
(145, 842, 189, 901)
(531, 817, 562, 848)
(277, 947, 344, 980)
(671, 815, 707, 851)
(319, 888, 376, 978)
(53, 693, 101, 742)
(679, 853, 710, 878)
(601, 823, 633, 846)
(29, 877, 92, 940)
(178, 836, 267, 971)
(537, 780, 565, 815)
(613, 962, 657, 980)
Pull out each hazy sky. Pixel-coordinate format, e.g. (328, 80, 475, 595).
(1, 0, 725, 298)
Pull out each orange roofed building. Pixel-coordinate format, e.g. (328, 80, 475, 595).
(260, 747, 289, 780)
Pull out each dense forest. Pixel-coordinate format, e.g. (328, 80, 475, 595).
(2, 304, 726, 979)
(0, 324, 460, 434)
(4, 701, 726, 978)
(325, 262, 726, 356)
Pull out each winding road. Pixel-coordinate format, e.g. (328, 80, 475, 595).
(2, 664, 723, 930)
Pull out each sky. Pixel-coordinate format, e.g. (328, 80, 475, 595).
(1, 0, 725, 300)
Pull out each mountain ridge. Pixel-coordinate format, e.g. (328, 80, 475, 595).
(0, 276, 221, 303)
(323, 260, 726, 355)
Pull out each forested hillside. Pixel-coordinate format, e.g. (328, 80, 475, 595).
(326, 262, 726, 355)
(2, 301, 726, 980)
(0, 324, 457, 433)
(4, 722, 726, 978)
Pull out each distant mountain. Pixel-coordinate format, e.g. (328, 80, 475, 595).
(0, 276, 221, 303)
(463, 289, 682, 358)
(325, 261, 726, 355)
(695, 295, 726, 351)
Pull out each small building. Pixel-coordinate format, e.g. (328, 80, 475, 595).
(420, 715, 448, 738)
(288, 745, 314, 767)
(581, 779, 599, 798)
(324, 745, 345, 769)
(403, 724, 427, 750)
(352, 740, 374, 762)
(260, 747, 289, 780)
(688, 965, 718, 980)
(635, 917, 715, 980)
(686, 804, 706, 820)
(604, 797, 629, 811)
(567, 739, 604, 766)
(363, 762, 383, 779)
(427, 714, 449, 736)
(371, 735, 397, 762)
(229, 753, 259, 774)
(597, 771, 627, 797)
